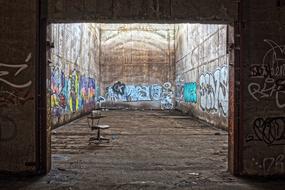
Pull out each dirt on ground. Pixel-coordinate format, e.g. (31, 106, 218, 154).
(0, 110, 284, 190)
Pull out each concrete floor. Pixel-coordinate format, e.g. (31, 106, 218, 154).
(1, 110, 285, 190)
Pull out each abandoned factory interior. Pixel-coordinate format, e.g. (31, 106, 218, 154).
(0, 1, 285, 190)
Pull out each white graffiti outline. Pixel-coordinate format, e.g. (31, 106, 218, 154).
(263, 39, 285, 77)
(199, 65, 228, 116)
(0, 53, 32, 89)
(248, 79, 285, 108)
(248, 40, 285, 108)
(263, 154, 284, 174)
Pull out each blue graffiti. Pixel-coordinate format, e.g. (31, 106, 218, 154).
(184, 82, 197, 103)
(51, 71, 97, 117)
(105, 81, 173, 109)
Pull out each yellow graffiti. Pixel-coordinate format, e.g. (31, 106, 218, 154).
(51, 94, 58, 108)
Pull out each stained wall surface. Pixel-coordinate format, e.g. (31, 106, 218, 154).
(241, 1, 285, 176)
(175, 24, 228, 129)
(100, 24, 175, 109)
(0, 1, 37, 173)
(50, 24, 100, 127)
(48, 0, 236, 23)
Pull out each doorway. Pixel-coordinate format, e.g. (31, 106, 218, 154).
(39, 22, 238, 180)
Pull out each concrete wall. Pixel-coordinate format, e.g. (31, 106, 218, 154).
(50, 24, 100, 127)
(175, 24, 228, 129)
(99, 24, 175, 109)
(0, 1, 37, 173)
(2, 0, 285, 177)
(48, 0, 237, 23)
(241, 1, 285, 176)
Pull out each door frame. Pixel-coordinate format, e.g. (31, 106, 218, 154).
(37, 0, 243, 175)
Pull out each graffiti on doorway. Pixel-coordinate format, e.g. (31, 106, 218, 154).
(262, 154, 285, 174)
(246, 117, 285, 146)
(252, 154, 285, 175)
(199, 65, 229, 116)
(248, 39, 285, 108)
(0, 53, 34, 106)
(0, 53, 32, 89)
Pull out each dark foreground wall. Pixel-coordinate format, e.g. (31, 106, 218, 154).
(175, 24, 228, 129)
(0, 1, 37, 173)
(241, 1, 285, 176)
(99, 24, 175, 109)
(50, 24, 100, 127)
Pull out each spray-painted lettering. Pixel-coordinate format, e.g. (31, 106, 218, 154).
(0, 53, 32, 89)
(105, 81, 174, 109)
(199, 65, 228, 116)
(246, 117, 285, 146)
(248, 39, 285, 108)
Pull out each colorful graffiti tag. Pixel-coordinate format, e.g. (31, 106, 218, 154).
(184, 82, 197, 103)
(105, 81, 174, 109)
(50, 24, 98, 120)
(51, 68, 96, 117)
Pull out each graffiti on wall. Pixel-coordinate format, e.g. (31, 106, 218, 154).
(161, 82, 174, 109)
(50, 24, 98, 120)
(175, 77, 184, 102)
(199, 65, 229, 116)
(0, 53, 32, 89)
(252, 154, 285, 175)
(105, 81, 174, 109)
(51, 68, 96, 117)
(111, 81, 126, 95)
(262, 154, 284, 174)
(246, 117, 285, 146)
(0, 53, 33, 142)
(0, 53, 34, 106)
(248, 39, 285, 108)
(184, 82, 197, 103)
(79, 76, 96, 111)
